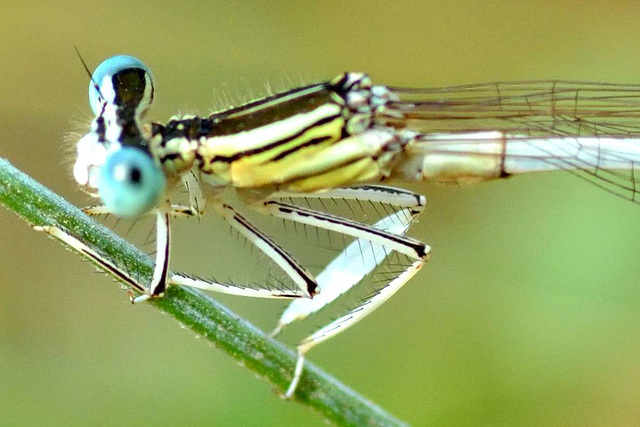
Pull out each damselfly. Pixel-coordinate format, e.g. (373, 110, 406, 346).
(44, 55, 640, 398)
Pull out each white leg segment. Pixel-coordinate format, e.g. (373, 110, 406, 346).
(271, 185, 426, 213)
(285, 255, 428, 398)
(181, 169, 206, 216)
(272, 209, 416, 334)
(284, 352, 306, 399)
(170, 272, 307, 298)
(299, 257, 426, 354)
(261, 200, 427, 260)
(148, 203, 171, 297)
(84, 203, 200, 219)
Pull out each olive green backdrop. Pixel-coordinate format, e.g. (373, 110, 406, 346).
(2, 1, 640, 425)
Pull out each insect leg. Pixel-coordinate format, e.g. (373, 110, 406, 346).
(77, 200, 172, 303)
(133, 202, 171, 302)
(34, 224, 148, 294)
(256, 200, 427, 260)
(170, 272, 306, 298)
(34, 225, 306, 299)
(211, 200, 318, 298)
(262, 188, 430, 398)
(271, 209, 417, 335)
(83, 203, 199, 218)
(181, 169, 206, 217)
(272, 185, 426, 214)
(258, 186, 427, 329)
(285, 253, 428, 398)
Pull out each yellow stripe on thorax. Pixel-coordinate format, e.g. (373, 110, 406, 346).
(199, 103, 346, 187)
(281, 157, 381, 193)
(230, 118, 346, 187)
(201, 103, 341, 157)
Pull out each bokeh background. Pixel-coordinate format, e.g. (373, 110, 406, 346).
(2, 1, 640, 425)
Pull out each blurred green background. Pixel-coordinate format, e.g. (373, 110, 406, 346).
(2, 1, 640, 425)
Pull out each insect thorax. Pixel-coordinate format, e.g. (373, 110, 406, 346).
(150, 72, 409, 191)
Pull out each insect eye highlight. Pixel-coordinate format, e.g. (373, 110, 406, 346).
(97, 147, 166, 218)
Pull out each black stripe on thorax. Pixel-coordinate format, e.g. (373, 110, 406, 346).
(270, 135, 334, 162)
(211, 82, 328, 119)
(151, 84, 340, 150)
(205, 84, 337, 136)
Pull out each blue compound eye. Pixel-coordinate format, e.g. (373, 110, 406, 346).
(98, 147, 166, 218)
(89, 55, 154, 116)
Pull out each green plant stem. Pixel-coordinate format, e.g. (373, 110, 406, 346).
(0, 158, 407, 426)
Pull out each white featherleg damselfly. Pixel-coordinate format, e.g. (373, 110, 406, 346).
(41, 55, 640, 398)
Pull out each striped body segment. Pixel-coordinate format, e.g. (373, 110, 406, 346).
(150, 73, 411, 192)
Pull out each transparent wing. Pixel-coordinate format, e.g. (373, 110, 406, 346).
(382, 80, 640, 202)
(387, 80, 640, 134)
